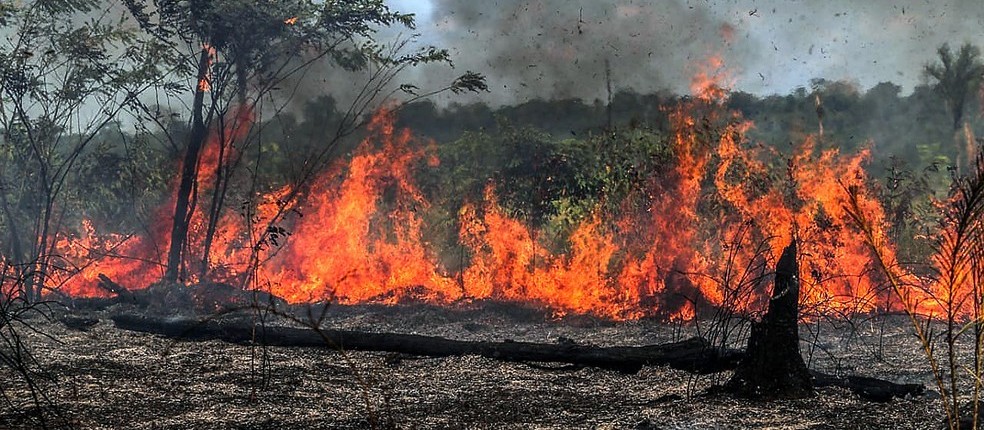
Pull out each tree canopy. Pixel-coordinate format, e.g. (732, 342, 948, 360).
(924, 42, 984, 131)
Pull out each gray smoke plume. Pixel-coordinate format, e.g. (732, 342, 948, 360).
(414, 0, 758, 105)
(395, 0, 984, 105)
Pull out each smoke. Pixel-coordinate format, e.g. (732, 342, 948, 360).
(727, 0, 984, 94)
(392, 0, 984, 105)
(412, 0, 758, 105)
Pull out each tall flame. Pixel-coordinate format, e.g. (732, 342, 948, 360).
(50, 59, 945, 321)
(57, 107, 254, 295)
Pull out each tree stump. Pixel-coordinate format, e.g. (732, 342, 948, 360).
(726, 238, 813, 398)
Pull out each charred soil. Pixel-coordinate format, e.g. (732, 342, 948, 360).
(1, 304, 939, 429)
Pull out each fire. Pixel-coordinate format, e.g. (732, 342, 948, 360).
(259, 112, 460, 303)
(57, 107, 254, 296)
(54, 219, 162, 298)
(49, 58, 951, 321)
(690, 55, 729, 102)
(197, 44, 216, 92)
(459, 189, 634, 319)
(284, 16, 298, 25)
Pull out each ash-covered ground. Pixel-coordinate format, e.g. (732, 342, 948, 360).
(1, 303, 940, 429)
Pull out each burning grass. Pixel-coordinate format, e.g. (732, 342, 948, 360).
(51, 87, 906, 323)
(15, 52, 977, 428)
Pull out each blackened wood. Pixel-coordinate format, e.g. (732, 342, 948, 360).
(810, 371, 924, 402)
(96, 274, 135, 302)
(66, 296, 124, 310)
(110, 313, 743, 374)
(109, 313, 924, 401)
(726, 239, 814, 398)
(164, 47, 212, 282)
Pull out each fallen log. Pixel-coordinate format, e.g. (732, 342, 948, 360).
(66, 296, 125, 310)
(66, 279, 285, 314)
(64, 274, 138, 310)
(811, 372, 925, 402)
(109, 314, 925, 401)
(96, 274, 135, 302)
(110, 314, 742, 374)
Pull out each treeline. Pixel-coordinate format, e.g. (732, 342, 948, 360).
(74, 76, 974, 245)
(398, 79, 973, 169)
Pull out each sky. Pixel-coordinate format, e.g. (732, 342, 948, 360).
(382, 0, 984, 105)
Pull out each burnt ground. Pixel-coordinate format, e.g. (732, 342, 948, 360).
(0, 302, 941, 429)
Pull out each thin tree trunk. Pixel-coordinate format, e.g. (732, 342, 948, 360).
(0, 181, 25, 268)
(164, 48, 212, 282)
(198, 132, 225, 279)
(198, 65, 249, 281)
(31, 192, 57, 301)
(0, 182, 31, 300)
(199, 115, 229, 280)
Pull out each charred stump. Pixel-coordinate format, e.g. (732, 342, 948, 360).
(726, 238, 813, 398)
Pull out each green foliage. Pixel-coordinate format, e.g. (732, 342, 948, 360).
(877, 156, 947, 266)
(0, 0, 160, 299)
(422, 119, 673, 254)
(73, 126, 172, 230)
(121, 0, 452, 96)
(435, 123, 578, 224)
(582, 127, 674, 213)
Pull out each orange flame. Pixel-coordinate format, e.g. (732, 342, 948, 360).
(197, 44, 217, 92)
(690, 55, 729, 102)
(50, 60, 944, 321)
(259, 111, 460, 303)
(58, 107, 254, 296)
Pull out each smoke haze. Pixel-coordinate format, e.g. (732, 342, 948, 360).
(390, 0, 984, 105)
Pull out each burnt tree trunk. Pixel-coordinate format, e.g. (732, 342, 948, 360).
(726, 238, 813, 398)
(164, 47, 212, 282)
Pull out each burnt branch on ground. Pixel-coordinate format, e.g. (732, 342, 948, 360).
(109, 311, 925, 402)
(110, 313, 742, 374)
